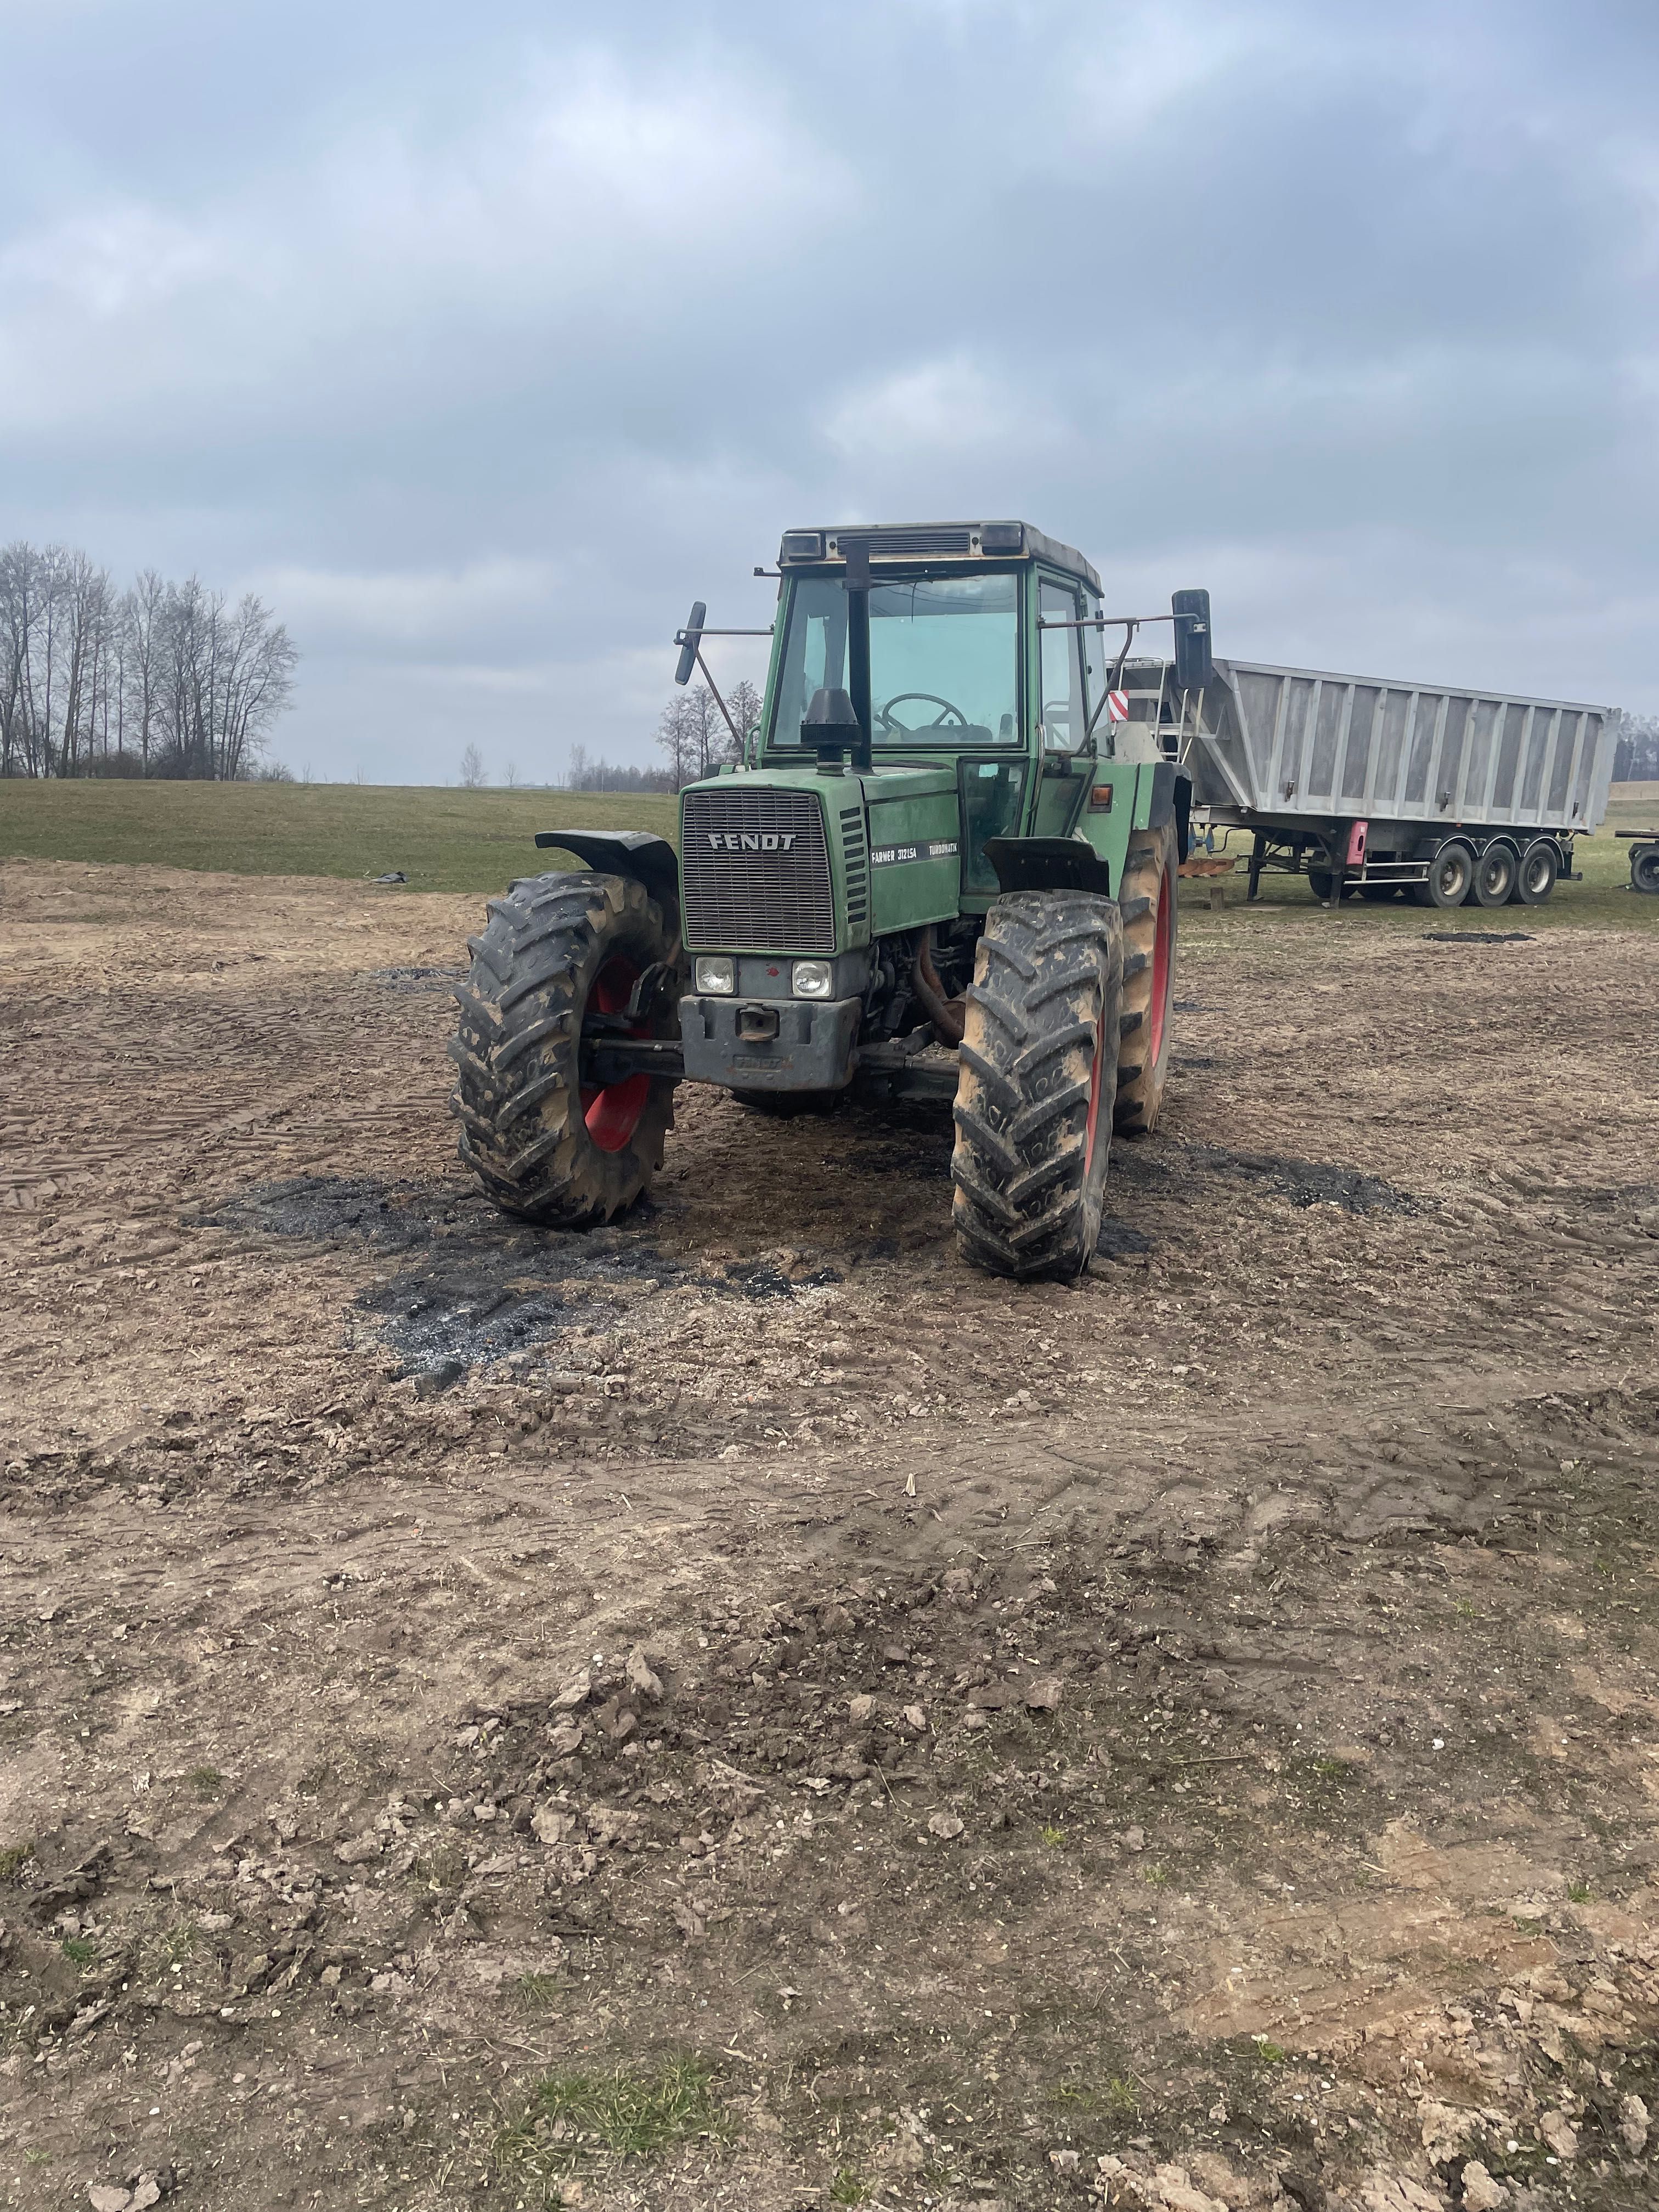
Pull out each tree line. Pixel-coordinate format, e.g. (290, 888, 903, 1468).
(0, 541, 297, 780)
(1614, 715, 1659, 783)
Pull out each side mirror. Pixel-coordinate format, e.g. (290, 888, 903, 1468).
(674, 600, 707, 688)
(1172, 588, 1212, 691)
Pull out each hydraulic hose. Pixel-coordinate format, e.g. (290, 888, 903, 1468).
(912, 927, 966, 1047)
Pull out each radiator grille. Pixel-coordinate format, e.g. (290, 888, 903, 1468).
(681, 788, 836, 955)
(839, 803, 868, 931)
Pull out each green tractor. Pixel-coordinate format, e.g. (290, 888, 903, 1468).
(448, 522, 1208, 1280)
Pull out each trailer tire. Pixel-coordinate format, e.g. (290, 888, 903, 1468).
(1413, 842, 1475, 909)
(1632, 846, 1659, 896)
(1113, 820, 1177, 1133)
(1515, 840, 1560, 904)
(448, 870, 680, 1229)
(951, 891, 1123, 1282)
(1474, 843, 1519, 907)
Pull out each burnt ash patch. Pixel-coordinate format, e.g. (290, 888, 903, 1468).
(1176, 1144, 1424, 1217)
(1096, 1218, 1154, 1260)
(364, 963, 468, 992)
(199, 1176, 839, 1387)
(198, 1174, 476, 1251)
(1422, 932, 1534, 946)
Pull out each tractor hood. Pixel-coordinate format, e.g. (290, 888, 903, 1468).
(678, 760, 963, 952)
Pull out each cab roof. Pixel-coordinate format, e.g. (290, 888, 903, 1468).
(777, 521, 1101, 596)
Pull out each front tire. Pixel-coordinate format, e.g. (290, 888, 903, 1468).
(1114, 820, 1177, 1133)
(448, 871, 680, 1228)
(951, 891, 1124, 1282)
(1632, 845, 1659, 896)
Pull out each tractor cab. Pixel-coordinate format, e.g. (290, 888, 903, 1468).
(743, 521, 1122, 900)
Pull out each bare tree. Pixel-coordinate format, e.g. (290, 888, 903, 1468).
(123, 569, 165, 774)
(726, 678, 764, 761)
(502, 759, 523, 789)
(459, 741, 487, 788)
(654, 692, 700, 788)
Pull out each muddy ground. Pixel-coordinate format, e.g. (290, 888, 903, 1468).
(1, 858, 1657, 2212)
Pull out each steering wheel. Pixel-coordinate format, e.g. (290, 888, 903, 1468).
(877, 691, 969, 733)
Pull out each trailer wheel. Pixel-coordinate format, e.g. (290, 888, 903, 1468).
(1474, 843, 1519, 907)
(951, 890, 1124, 1282)
(1413, 842, 1475, 909)
(448, 870, 680, 1228)
(1633, 845, 1659, 896)
(1114, 820, 1177, 1133)
(1515, 840, 1560, 904)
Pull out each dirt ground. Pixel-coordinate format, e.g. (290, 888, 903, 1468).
(2, 857, 1657, 2212)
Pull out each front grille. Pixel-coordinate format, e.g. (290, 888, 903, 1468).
(681, 788, 836, 955)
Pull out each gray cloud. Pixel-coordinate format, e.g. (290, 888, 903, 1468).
(2, 0, 1653, 782)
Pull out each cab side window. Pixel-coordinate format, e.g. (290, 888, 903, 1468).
(1038, 579, 1086, 753)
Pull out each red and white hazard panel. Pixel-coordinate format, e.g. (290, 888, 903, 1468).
(1106, 690, 1129, 722)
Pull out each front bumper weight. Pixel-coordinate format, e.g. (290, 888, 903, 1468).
(678, 993, 861, 1092)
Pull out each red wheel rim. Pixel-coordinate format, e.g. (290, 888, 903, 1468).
(1147, 868, 1173, 1067)
(579, 953, 652, 1153)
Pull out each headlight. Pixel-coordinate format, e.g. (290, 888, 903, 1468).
(695, 955, 736, 995)
(792, 960, 833, 1000)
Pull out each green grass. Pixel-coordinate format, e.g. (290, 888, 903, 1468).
(186, 1765, 224, 1796)
(493, 2059, 725, 2195)
(0, 1841, 35, 1883)
(3, 774, 1652, 924)
(0, 780, 678, 897)
(60, 1936, 98, 1968)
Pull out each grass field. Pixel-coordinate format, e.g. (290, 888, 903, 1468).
(0, 779, 677, 895)
(0, 775, 1654, 925)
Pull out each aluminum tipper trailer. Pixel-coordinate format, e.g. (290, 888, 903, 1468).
(1121, 656, 1617, 908)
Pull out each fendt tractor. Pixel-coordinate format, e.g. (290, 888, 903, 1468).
(448, 522, 1209, 1280)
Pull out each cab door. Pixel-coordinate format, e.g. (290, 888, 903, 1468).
(1030, 574, 1093, 838)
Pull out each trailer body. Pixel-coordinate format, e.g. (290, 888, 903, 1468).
(1118, 656, 1616, 905)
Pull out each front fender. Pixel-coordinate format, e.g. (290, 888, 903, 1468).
(533, 829, 680, 910)
(983, 836, 1114, 899)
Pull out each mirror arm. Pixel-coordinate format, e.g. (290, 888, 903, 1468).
(693, 648, 746, 758)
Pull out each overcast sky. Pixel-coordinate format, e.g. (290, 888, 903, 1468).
(2, 0, 1654, 783)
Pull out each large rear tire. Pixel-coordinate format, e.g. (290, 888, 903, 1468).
(1515, 840, 1560, 904)
(1114, 820, 1177, 1134)
(951, 891, 1124, 1282)
(448, 871, 680, 1228)
(1632, 845, 1659, 896)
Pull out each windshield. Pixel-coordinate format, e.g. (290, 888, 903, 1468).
(770, 571, 1020, 747)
